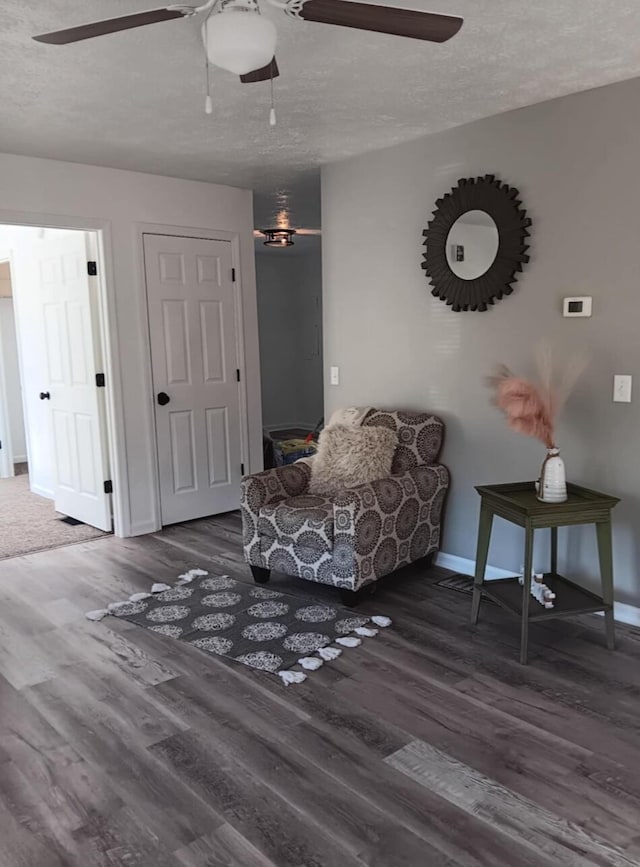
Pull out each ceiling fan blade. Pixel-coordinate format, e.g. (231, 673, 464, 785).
(297, 0, 462, 43)
(33, 7, 189, 45)
(240, 57, 280, 84)
(252, 228, 321, 237)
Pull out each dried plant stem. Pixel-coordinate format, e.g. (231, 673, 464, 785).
(488, 344, 586, 449)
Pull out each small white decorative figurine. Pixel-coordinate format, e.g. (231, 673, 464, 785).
(518, 571, 556, 608)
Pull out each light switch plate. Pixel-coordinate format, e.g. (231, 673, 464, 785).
(563, 296, 592, 317)
(330, 366, 340, 386)
(613, 374, 632, 403)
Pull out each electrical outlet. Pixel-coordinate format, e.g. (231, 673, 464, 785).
(330, 366, 340, 386)
(613, 374, 632, 403)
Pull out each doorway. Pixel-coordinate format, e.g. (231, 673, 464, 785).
(0, 225, 113, 559)
(255, 234, 324, 468)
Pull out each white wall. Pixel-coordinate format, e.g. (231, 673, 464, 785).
(0, 153, 260, 536)
(0, 297, 27, 464)
(256, 245, 323, 430)
(322, 75, 640, 609)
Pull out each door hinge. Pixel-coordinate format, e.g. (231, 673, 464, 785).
(236, 368, 241, 382)
(95, 373, 105, 388)
(103, 480, 113, 494)
(87, 261, 98, 276)
(241, 462, 245, 475)
(231, 267, 236, 282)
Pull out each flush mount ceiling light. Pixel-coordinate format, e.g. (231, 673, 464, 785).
(261, 228, 296, 246)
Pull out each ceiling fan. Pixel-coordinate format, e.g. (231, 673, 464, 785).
(33, 0, 463, 84)
(254, 227, 322, 246)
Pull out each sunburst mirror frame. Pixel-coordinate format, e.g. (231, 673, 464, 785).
(422, 175, 531, 312)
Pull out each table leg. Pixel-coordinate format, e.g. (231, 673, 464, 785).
(471, 505, 493, 624)
(520, 526, 534, 665)
(550, 526, 558, 575)
(596, 518, 615, 651)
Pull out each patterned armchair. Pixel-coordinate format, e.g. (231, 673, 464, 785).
(241, 410, 449, 605)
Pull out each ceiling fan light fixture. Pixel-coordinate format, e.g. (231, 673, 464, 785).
(261, 228, 296, 247)
(205, 8, 277, 76)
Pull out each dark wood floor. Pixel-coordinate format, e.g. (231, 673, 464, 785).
(1, 512, 640, 867)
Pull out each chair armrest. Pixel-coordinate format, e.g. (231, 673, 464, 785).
(332, 464, 449, 588)
(241, 462, 312, 515)
(241, 463, 312, 566)
(402, 463, 450, 508)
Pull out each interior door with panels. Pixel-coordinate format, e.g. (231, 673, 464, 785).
(25, 231, 112, 530)
(143, 233, 242, 525)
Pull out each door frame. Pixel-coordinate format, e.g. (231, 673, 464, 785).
(135, 222, 250, 530)
(0, 274, 15, 478)
(0, 210, 126, 534)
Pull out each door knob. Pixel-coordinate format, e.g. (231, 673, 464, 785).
(39, 391, 51, 400)
(157, 392, 170, 406)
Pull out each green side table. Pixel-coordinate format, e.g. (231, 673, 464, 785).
(470, 481, 620, 664)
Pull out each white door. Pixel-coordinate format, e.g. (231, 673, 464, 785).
(16, 232, 112, 530)
(143, 233, 243, 526)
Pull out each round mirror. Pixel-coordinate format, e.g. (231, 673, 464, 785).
(422, 175, 531, 312)
(445, 209, 499, 280)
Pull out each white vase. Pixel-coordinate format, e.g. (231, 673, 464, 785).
(536, 447, 567, 503)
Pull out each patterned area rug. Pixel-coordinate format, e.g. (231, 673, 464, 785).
(87, 569, 390, 685)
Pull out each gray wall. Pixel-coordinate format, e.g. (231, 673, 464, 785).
(256, 244, 323, 430)
(322, 75, 640, 608)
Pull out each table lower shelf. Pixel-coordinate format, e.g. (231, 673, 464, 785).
(479, 573, 610, 622)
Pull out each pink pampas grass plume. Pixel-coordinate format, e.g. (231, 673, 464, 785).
(487, 364, 555, 448)
(487, 347, 587, 448)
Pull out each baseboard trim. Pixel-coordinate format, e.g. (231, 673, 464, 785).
(435, 551, 640, 629)
(129, 519, 162, 537)
(12, 454, 27, 464)
(435, 552, 514, 581)
(29, 483, 54, 500)
(596, 602, 640, 629)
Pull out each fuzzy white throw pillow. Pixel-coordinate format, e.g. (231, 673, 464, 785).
(309, 424, 397, 496)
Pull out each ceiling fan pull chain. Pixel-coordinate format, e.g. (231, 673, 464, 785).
(269, 72, 277, 127)
(205, 72, 213, 114)
(204, 15, 213, 114)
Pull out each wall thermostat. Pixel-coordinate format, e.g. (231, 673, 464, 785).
(563, 296, 592, 317)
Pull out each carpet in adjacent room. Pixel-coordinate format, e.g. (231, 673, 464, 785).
(0, 473, 109, 560)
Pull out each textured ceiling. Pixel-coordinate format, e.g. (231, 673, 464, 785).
(3, 0, 640, 229)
